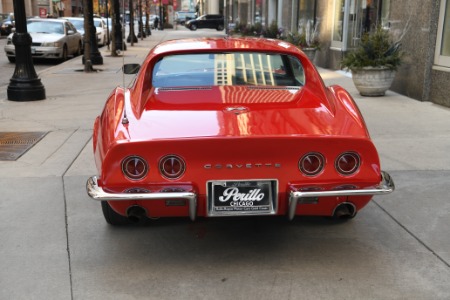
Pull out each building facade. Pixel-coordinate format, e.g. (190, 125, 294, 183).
(224, 0, 450, 107)
(1, 0, 82, 17)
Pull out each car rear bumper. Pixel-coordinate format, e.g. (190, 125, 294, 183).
(87, 176, 198, 220)
(86, 171, 394, 221)
(288, 171, 395, 220)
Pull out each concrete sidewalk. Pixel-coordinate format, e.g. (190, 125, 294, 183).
(1, 29, 449, 299)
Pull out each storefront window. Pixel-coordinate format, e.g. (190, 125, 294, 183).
(332, 0, 390, 50)
(332, 0, 345, 44)
(255, 0, 263, 24)
(298, 0, 316, 31)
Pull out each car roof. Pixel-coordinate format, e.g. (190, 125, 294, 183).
(28, 18, 67, 23)
(152, 37, 300, 56)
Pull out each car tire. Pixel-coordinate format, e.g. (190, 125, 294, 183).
(7, 56, 15, 63)
(61, 45, 68, 62)
(101, 201, 133, 226)
(190, 24, 197, 31)
(75, 42, 82, 56)
(217, 24, 224, 31)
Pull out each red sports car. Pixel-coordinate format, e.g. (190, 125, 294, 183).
(86, 37, 394, 225)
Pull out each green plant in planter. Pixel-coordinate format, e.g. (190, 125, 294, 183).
(341, 25, 402, 70)
(229, 21, 282, 39)
(341, 25, 403, 96)
(286, 21, 320, 50)
(285, 20, 320, 61)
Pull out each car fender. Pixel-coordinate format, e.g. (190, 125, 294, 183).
(327, 85, 371, 138)
(93, 87, 128, 174)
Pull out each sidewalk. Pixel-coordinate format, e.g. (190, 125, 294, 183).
(1, 30, 449, 299)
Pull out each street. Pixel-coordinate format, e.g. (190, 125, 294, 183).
(1, 28, 450, 300)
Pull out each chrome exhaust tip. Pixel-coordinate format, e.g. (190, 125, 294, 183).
(332, 202, 356, 219)
(126, 205, 148, 223)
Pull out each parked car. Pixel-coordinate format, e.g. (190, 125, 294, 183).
(185, 14, 224, 31)
(4, 18, 82, 62)
(93, 17, 107, 46)
(0, 13, 14, 36)
(86, 37, 395, 225)
(64, 17, 85, 48)
(65, 17, 106, 47)
(175, 11, 196, 25)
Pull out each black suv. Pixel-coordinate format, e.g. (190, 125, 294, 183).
(185, 14, 224, 31)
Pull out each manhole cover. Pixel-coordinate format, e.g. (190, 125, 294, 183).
(0, 132, 48, 161)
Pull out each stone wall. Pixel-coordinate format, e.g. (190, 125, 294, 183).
(388, 0, 435, 101)
(314, 0, 450, 108)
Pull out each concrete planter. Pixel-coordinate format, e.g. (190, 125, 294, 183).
(351, 67, 396, 96)
(302, 48, 317, 61)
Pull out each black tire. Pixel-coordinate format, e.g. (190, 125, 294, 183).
(7, 56, 15, 63)
(101, 201, 132, 226)
(217, 24, 224, 31)
(190, 24, 197, 31)
(75, 42, 82, 57)
(61, 45, 68, 62)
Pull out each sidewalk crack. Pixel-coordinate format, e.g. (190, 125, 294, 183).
(374, 200, 450, 268)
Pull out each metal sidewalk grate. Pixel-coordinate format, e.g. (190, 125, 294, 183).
(0, 132, 48, 161)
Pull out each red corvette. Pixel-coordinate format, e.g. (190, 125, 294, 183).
(86, 37, 394, 225)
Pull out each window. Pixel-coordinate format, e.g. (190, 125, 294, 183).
(331, 0, 345, 49)
(152, 53, 305, 87)
(435, 0, 450, 68)
(332, 0, 390, 50)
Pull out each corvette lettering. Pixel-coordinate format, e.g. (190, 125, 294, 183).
(204, 163, 281, 169)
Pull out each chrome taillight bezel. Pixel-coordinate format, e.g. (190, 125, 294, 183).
(159, 155, 186, 180)
(299, 152, 325, 176)
(121, 155, 149, 181)
(335, 152, 361, 176)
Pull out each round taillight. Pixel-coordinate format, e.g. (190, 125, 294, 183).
(159, 155, 186, 180)
(124, 188, 151, 193)
(336, 152, 360, 175)
(299, 153, 325, 176)
(122, 156, 148, 180)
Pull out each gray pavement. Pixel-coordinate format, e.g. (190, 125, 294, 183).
(1, 28, 449, 300)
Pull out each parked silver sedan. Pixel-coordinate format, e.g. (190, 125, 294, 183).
(4, 18, 82, 63)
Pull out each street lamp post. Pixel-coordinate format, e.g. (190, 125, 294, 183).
(7, 0, 46, 101)
(159, 0, 164, 31)
(145, 0, 151, 35)
(83, 0, 103, 65)
(127, 0, 138, 43)
(113, 0, 126, 51)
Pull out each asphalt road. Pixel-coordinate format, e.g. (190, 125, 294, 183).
(1, 28, 449, 300)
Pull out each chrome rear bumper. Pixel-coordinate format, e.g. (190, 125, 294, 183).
(87, 171, 394, 222)
(288, 171, 395, 220)
(86, 176, 197, 221)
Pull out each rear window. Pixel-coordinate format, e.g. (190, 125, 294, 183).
(152, 52, 305, 88)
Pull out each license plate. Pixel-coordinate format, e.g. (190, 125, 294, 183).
(207, 180, 277, 217)
(31, 47, 36, 54)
